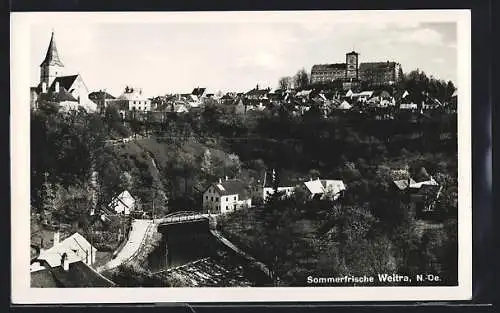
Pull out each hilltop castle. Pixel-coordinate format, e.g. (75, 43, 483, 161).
(30, 32, 97, 112)
(310, 51, 403, 88)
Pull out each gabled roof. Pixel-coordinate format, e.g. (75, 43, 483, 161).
(31, 260, 115, 287)
(338, 100, 352, 110)
(31, 232, 97, 271)
(192, 87, 206, 97)
(40, 32, 64, 67)
(412, 167, 431, 183)
(110, 190, 135, 209)
(304, 180, 324, 195)
(246, 88, 269, 97)
(39, 87, 78, 103)
(393, 178, 417, 191)
(209, 179, 247, 197)
(117, 89, 148, 101)
(304, 179, 346, 195)
(50, 75, 79, 92)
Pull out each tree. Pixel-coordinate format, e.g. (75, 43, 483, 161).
(120, 171, 133, 190)
(200, 148, 213, 176)
(278, 76, 292, 90)
(293, 68, 310, 90)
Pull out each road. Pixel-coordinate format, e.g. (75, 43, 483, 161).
(97, 219, 152, 272)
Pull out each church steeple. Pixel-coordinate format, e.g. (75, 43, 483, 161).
(40, 31, 64, 89)
(40, 32, 64, 67)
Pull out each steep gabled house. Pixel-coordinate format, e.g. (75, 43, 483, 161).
(108, 190, 136, 215)
(203, 178, 252, 214)
(89, 90, 116, 113)
(303, 178, 346, 200)
(261, 170, 297, 202)
(30, 233, 114, 287)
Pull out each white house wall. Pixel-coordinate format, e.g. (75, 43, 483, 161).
(202, 186, 242, 214)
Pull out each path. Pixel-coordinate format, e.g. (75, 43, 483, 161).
(97, 219, 152, 272)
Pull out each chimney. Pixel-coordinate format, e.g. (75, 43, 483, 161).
(218, 178, 222, 184)
(61, 253, 69, 271)
(225, 176, 228, 181)
(42, 82, 47, 93)
(53, 231, 60, 246)
(55, 81, 60, 92)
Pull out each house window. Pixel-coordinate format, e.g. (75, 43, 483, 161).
(234, 196, 236, 200)
(226, 206, 228, 210)
(205, 196, 208, 200)
(216, 197, 219, 202)
(211, 197, 213, 201)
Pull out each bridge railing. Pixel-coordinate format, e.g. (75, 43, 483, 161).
(156, 213, 208, 224)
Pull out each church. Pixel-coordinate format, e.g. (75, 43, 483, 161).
(30, 32, 97, 113)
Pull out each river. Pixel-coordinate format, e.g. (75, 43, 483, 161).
(145, 221, 272, 287)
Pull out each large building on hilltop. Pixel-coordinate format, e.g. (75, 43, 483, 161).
(30, 32, 97, 112)
(310, 51, 402, 87)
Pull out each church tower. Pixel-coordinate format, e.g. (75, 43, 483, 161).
(345, 51, 359, 80)
(40, 32, 64, 90)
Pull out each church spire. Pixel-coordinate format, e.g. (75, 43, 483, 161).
(40, 32, 64, 67)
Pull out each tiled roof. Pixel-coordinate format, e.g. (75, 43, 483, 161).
(40, 32, 64, 67)
(246, 88, 269, 97)
(31, 261, 115, 288)
(39, 87, 78, 103)
(359, 61, 398, 71)
(192, 87, 206, 97)
(117, 90, 149, 101)
(210, 179, 247, 197)
(311, 63, 346, 71)
(49, 75, 79, 92)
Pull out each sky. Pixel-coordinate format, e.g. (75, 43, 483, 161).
(28, 13, 458, 98)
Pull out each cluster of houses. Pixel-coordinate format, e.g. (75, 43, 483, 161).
(391, 167, 443, 213)
(202, 170, 347, 215)
(98, 83, 455, 121)
(103, 166, 442, 217)
(31, 32, 456, 119)
(30, 231, 114, 287)
(201, 166, 443, 216)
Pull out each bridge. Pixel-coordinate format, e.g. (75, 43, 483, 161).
(155, 211, 212, 226)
